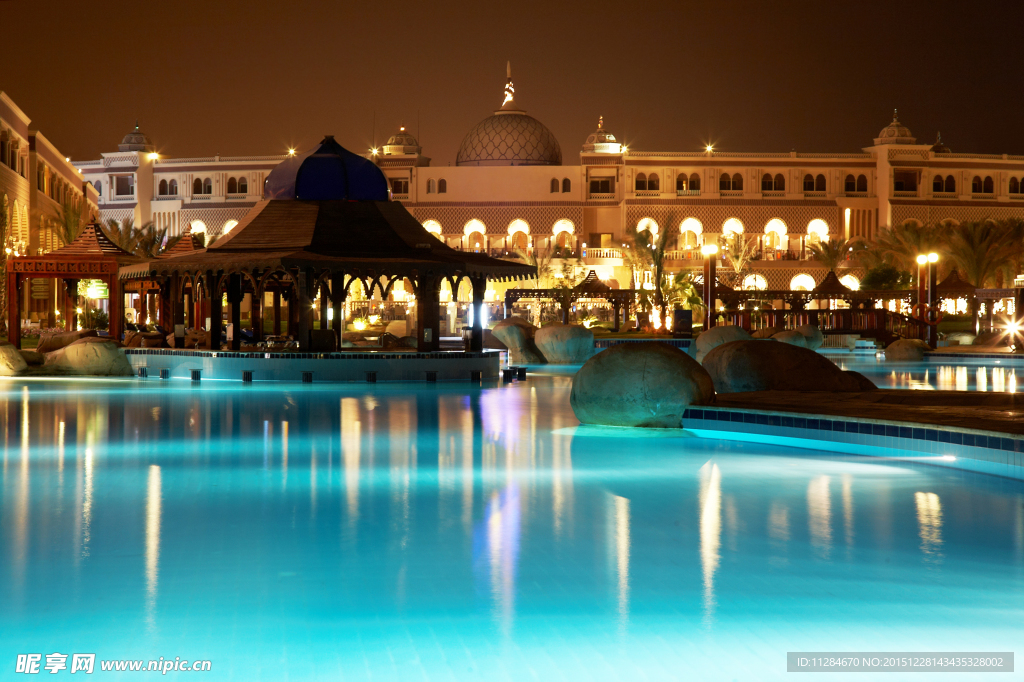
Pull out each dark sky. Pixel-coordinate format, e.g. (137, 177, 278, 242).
(3, 0, 1023, 164)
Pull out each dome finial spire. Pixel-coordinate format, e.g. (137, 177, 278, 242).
(500, 61, 520, 110)
(892, 108, 899, 122)
(507, 60, 511, 79)
(598, 115, 603, 129)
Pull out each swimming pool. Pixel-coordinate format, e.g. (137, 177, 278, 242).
(835, 356, 1021, 392)
(1, 376, 1021, 680)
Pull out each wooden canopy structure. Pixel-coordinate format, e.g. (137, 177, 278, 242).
(7, 224, 140, 348)
(503, 270, 636, 329)
(118, 200, 535, 351)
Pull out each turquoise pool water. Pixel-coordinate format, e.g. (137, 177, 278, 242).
(1, 376, 1022, 680)
(834, 356, 1021, 392)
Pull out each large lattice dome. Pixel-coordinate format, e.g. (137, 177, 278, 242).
(873, 110, 916, 145)
(118, 122, 155, 153)
(456, 64, 562, 167)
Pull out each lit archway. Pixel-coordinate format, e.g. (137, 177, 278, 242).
(422, 219, 442, 237)
(723, 218, 744, 235)
(807, 219, 829, 243)
(222, 219, 238, 235)
(790, 273, 816, 291)
(840, 274, 860, 290)
(507, 219, 529, 236)
(507, 219, 529, 251)
(464, 218, 485, 236)
(553, 219, 574, 236)
(637, 217, 659, 236)
(743, 273, 768, 290)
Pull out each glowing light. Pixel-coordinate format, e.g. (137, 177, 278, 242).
(705, 144, 714, 153)
(147, 152, 158, 161)
(941, 455, 956, 461)
(621, 145, 628, 153)
(916, 255, 928, 265)
(76, 307, 82, 314)
(353, 319, 367, 331)
(65, 156, 70, 162)
(368, 314, 380, 325)
(928, 252, 939, 263)
(700, 244, 719, 256)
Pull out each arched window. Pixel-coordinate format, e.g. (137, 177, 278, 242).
(422, 219, 442, 238)
(426, 179, 435, 194)
(762, 173, 773, 191)
(238, 177, 247, 194)
(983, 176, 994, 193)
(562, 178, 571, 193)
(972, 176, 982, 193)
(158, 179, 168, 195)
(94, 180, 101, 195)
(774, 173, 785, 191)
(815, 174, 826, 192)
(227, 177, 237, 194)
(647, 173, 660, 191)
(944, 175, 955, 193)
(203, 178, 212, 194)
(731, 173, 743, 191)
(719, 173, 730, 191)
(550, 178, 559, 193)
(1011, 178, 1020, 194)
(840, 275, 860, 291)
(193, 178, 203, 195)
(222, 219, 238, 235)
(803, 174, 814, 191)
(635, 173, 647, 191)
(932, 175, 944, 192)
(844, 174, 856, 192)
(723, 218, 743, 235)
(807, 219, 829, 243)
(743, 273, 768, 290)
(790, 274, 816, 291)
(689, 173, 701, 191)
(676, 173, 687, 191)
(437, 179, 447, 193)
(856, 174, 867, 192)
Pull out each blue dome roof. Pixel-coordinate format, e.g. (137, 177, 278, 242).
(264, 136, 390, 201)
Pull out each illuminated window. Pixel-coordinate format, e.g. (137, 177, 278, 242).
(637, 217, 658, 236)
(680, 217, 703, 238)
(550, 178, 559, 193)
(840, 275, 860, 291)
(222, 219, 238, 235)
(422, 219, 442, 238)
(790, 273, 816, 291)
(635, 173, 647, 191)
(438, 179, 447, 193)
(562, 178, 571, 193)
(723, 218, 743, 235)
(553, 219, 575, 235)
(807, 219, 829, 242)
(743, 273, 767, 290)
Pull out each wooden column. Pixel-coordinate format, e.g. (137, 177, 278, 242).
(206, 273, 223, 350)
(8, 270, 20, 349)
(172, 276, 185, 347)
(273, 290, 282, 336)
(159, 278, 173, 334)
(416, 275, 441, 352)
(703, 253, 717, 330)
(296, 269, 312, 350)
(64, 278, 78, 332)
(227, 274, 242, 351)
(470, 276, 486, 352)
(184, 286, 193, 329)
(318, 282, 329, 331)
(108, 274, 124, 343)
(250, 286, 263, 343)
(330, 274, 344, 347)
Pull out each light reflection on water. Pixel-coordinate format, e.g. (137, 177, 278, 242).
(837, 357, 1019, 392)
(0, 377, 1022, 679)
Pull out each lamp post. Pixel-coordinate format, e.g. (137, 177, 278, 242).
(701, 243, 719, 330)
(916, 252, 940, 348)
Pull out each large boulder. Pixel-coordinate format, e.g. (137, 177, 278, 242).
(18, 350, 44, 366)
(795, 324, 824, 350)
(702, 340, 876, 393)
(36, 329, 98, 354)
(534, 324, 594, 363)
(772, 330, 808, 347)
(945, 332, 976, 346)
(751, 326, 784, 339)
(0, 345, 28, 375)
(885, 338, 931, 362)
(570, 342, 715, 428)
(695, 325, 752, 361)
(491, 318, 544, 364)
(44, 341, 132, 376)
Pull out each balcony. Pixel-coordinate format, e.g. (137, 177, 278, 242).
(931, 192, 957, 199)
(108, 194, 136, 202)
(391, 194, 410, 201)
(893, 191, 918, 198)
(676, 189, 701, 197)
(761, 191, 785, 198)
(191, 194, 212, 201)
(226, 193, 249, 200)
(634, 190, 661, 197)
(584, 248, 623, 259)
(588, 192, 616, 200)
(720, 190, 743, 197)
(803, 191, 826, 198)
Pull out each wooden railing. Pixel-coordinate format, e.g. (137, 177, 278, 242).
(717, 308, 926, 344)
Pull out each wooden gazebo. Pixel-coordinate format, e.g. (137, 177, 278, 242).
(503, 270, 636, 329)
(117, 136, 535, 352)
(7, 224, 139, 348)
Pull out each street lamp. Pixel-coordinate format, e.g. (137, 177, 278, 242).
(916, 253, 940, 347)
(701, 243, 719, 330)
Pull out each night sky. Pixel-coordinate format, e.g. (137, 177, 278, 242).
(3, 0, 1023, 164)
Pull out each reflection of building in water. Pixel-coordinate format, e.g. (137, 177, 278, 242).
(915, 491, 943, 561)
(485, 485, 521, 631)
(605, 493, 631, 626)
(146, 464, 162, 630)
(699, 461, 721, 627)
(807, 475, 832, 558)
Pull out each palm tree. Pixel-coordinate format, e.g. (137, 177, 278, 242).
(625, 216, 672, 316)
(103, 217, 141, 253)
(55, 197, 86, 246)
(944, 220, 1024, 333)
(860, 221, 949, 272)
(136, 223, 183, 258)
(720, 231, 757, 288)
(807, 237, 862, 272)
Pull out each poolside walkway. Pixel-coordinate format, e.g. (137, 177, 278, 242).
(713, 390, 1024, 436)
